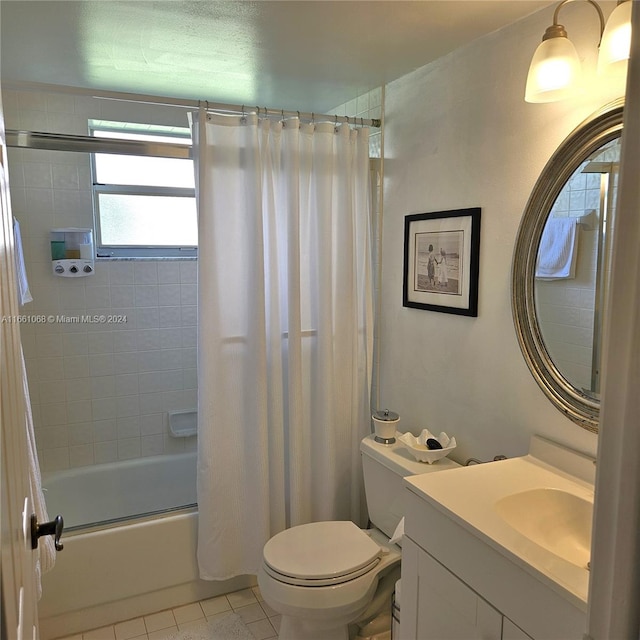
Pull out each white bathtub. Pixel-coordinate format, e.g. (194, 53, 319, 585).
(43, 452, 198, 528)
(39, 454, 255, 640)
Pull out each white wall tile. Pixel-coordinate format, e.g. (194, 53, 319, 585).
(35, 333, 64, 358)
(141, 434, 165, 457)
(40, 402, 68, 426)
(134, 262, 158, 284)
(113, 352, 139, 374)
(68, 422, 93, 446)
(158, 284, 181, 306)
(94, 441, 118, 464)
(36, 426, 68, 450)
(181, 306, 197, 326)
(159, 306, 181, 328)
(134, 285, 159, 307)
(88, 332, 114, 354)
(92, 398, 117, 421)
(38, 357, 65, 381)
(157, 262, 181, 283)
(92, 419, 117, 442)
(110, 285, 135, 308)
(139, 393, 164, 415)
(117, 416, 140, 438)
(15, 89, 200, 471)
(140, 413, 164, 436)
(113, 330, 137, 353)
(180, 284, 197, 306)
(67, 400, 92, 424)
(118, 437, 141, 460)
(159, 327, 183, 348)
(69, 444, 95, 468)
(87, 352, 115, 379)
(63, 332, 89, 356)
(91, 375, 115, 399)
(109, 262, 134, 285)
(179, 262, 197, 283)
(41, 447, 70, 472)
(116, 394, 139, 418)
(65, 378, 91, 402)
(135, 307, 159, 329)
(115, 374, 139, 396)
(63, 355, 90, 379)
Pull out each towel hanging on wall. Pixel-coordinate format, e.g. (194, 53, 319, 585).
(535, 217, 578, 280)
(13, 217, 33, 304)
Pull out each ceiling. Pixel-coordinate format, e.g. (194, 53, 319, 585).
(0, 1, 551, 114)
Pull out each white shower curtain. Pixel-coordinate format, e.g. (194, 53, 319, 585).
(194, 109, 374, 580)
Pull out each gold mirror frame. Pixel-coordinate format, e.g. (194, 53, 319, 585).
(512, 98, 624, 433)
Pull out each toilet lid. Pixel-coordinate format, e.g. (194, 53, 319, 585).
(263, 521, 382, 581)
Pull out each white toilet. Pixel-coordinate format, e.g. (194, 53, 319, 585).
(257, 433, 459, 640)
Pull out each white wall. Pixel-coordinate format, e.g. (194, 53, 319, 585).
(379, 2, 625, 462)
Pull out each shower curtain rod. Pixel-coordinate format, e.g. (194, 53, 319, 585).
(2, 82, 381, 128)
(198, 100, 381, 128)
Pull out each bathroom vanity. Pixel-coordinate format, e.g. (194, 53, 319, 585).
(399, 436, 594, 640)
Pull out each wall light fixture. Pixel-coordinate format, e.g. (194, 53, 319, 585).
(525, 0, 632, 103)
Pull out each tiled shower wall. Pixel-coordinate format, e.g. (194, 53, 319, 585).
(5, 85, 384, 472)
(4, 87, 198, 472)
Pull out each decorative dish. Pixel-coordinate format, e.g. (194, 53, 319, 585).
(398, 429, 456, 463)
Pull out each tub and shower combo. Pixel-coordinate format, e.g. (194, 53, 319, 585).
(38, 414, 253, 640)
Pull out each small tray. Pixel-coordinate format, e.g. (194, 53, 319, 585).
(397, 429, 456, 464)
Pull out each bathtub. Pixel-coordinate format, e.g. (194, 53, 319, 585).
(38, 453, 255, 640)
(43, 452, 198, 529)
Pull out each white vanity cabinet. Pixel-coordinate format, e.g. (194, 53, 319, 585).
(401, 537, 504, 639)
(400, 459, 588, 640)
(401, 537, 533, 640)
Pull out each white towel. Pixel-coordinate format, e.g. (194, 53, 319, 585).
(22, 350, 56, 598)
(389, 517, 405, 545)
(535, 217, 578, 280)
(13, 218, 33, 305)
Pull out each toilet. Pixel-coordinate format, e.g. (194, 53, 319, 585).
(257, 433, 459, 640)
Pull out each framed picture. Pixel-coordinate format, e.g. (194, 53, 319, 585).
(403, 207, 481, 316)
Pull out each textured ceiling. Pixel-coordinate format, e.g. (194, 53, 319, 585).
(1, 1, 550, 113)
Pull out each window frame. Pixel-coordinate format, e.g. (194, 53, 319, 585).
(90, 122, 197, 258)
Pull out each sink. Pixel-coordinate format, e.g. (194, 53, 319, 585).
(495, 488, 592, 569)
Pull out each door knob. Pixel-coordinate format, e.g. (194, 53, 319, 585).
(31, 514, 64, 551)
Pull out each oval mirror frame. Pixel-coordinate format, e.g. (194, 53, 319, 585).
(512, 98, 624, 433)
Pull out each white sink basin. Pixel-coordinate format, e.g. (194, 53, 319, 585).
(495, 488, 592, 570)
(403, 436, 596, 607)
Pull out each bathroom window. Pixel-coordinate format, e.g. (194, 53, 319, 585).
(90, 121, 197, 258)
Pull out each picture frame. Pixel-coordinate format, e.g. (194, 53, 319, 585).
(403, 207, 481, 316)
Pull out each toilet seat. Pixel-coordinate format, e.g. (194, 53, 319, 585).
(263, 521, 383, 587)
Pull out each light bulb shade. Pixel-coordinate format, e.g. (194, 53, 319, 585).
(598, 1, 632, 76)
(525, 36, 581, 103)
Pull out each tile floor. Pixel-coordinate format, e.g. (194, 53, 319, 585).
(57, 587, 280, 640)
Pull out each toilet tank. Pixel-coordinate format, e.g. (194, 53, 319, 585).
(360, 434, 459, 538)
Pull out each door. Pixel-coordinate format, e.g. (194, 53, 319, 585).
(0, 91, 40, 639)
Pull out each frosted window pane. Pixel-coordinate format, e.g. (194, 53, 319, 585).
(99, 194, 197, 246)
(94, 154, 195, 188)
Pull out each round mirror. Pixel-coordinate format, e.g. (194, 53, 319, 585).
(512, 98, 623, 432)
